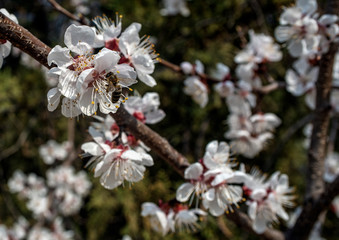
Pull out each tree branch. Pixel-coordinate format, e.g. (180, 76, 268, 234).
(110, 108, 189, 177)
(0, 12, 51, 68)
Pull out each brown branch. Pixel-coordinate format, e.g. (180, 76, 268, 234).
(0, 14, 285, 240)
(286, 0, 339, 239)
(286, 175, 339, 240)
(0, 12, 51, 68)
(110, 108, 189, 177)
(47, 0, 88, 25)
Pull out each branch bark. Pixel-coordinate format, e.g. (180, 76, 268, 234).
(0, 12, 51, 68)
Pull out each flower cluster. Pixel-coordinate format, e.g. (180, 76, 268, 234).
(160, 0, 190, 17)
(275, 0, 339, 105)
(0, 8, 18, 68)
(81, 98, 165, 189)
(38, 140, 70, 165)
(179, 31, 282, 157)
(0, 217, 28, 240)
(47, 15, 159, 117)
(8, 166, 91, 219)
(7, 163, 90, 239)
(141, 201, 206, 236)
(175, 141, 295, 233)
(275, 0, 338, 58)
(181, 60, 208, 108)
(242, 168, 295, 234)
(176, 140, 247, 216)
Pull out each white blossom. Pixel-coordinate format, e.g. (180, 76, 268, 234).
(160, 0, 190, 17)
(183, 76, 208, 108)
(0, 8, 18, 68)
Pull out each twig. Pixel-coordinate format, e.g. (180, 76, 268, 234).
(47, 0, 88, 25)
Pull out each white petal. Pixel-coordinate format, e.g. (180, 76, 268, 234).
(176, 183, 194, 202)
(47, 45, 71, 66)
(81, 142, 103, 156)
(79, 88, 97, 116)
(95, 48, 120, 73)
(184, 163, 203, 180)
(136, 69, 157, 87)
(64, 24, 95, 53)
(47, 87, 61, 111)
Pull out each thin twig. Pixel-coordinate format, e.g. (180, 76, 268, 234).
(47, 0, 88, 25)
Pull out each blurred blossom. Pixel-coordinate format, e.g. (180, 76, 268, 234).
(160, 0, 190, 17)
(285, 58, 319, 96)
(225, 92, 280, 158)
(141, 201, 205, 235)
(39, 140, 69, 165)
(183, 76, 208, 108)
(323, 152, 339, 183)
(275, 0, 338, 58)
(0, 8, 18, 68)
(212, 63, 234, 98)
(243, 170, 294, 234)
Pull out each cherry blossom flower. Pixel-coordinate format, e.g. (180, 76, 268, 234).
(141, 201, 205, 235)
(274, 2, 319, 57)
(118, 23, 159, 87)
(244, 171, 294, 233)
(81, 126, 153, 190)
(212, 63, 234, 98)
(47, 24, 96, 100)
(76, 48, 137, 115)
(176, 162, 208, 204)
(183, 76, 208, 108)
(124, 92, 166, 124)
(285, 58, 319, 96)
(141, 202, 174, 236)
(38, 140, 70, 165)
(0, 8, 18, 68)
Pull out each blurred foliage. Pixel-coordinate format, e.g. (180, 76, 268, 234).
(0, 0, 338, 239)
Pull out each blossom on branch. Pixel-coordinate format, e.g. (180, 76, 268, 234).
(0, 8, 18, 68)
(141, 201, 205, 235)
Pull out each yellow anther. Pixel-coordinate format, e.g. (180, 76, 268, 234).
(129, 88, 133, 91)
(91, 101, 95, 104)
(125, 97, 129, 100)
(116, 71, 120, 73)
(115, 105, 119, 108)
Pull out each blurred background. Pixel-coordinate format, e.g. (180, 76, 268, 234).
(0, 0, 338, 239)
